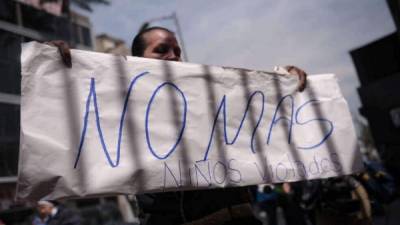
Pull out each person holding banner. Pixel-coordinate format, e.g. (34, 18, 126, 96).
(48, 26, 307, 225)
(131, 27, 307, 225)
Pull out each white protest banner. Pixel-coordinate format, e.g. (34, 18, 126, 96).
(17, 42, 363, 200)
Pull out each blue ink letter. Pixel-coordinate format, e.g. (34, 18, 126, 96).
(74, 71, 149, 168)
(145, 82, 187, 159)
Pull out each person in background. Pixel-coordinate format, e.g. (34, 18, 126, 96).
(254, 184, 279, 225)
(33, 200, 81, 225)
(49, 26, 307, 225)
(32, 200, 52, 225)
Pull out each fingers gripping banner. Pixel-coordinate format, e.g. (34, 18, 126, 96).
(17, 42, 363, 200)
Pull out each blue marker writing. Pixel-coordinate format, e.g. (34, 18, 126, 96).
(145, 82, 187, 159)
(295, 99, 334, 149)
(74, 71, 149, 168)
(200, 91, 265, 162)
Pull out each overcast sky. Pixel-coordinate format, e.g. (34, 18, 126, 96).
(75, 0, 396, 118)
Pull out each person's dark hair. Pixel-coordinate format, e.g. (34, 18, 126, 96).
(131, 26, 174, 57)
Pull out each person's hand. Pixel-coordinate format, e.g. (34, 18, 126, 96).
(285, 65, 307, 92)
(44, 40, 72, 68)
(283, 182, 291, 194)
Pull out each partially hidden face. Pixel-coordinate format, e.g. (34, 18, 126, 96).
(142, 29, 182, 61)
(37, 204, 52, 218)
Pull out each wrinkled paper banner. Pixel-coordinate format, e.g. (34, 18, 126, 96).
(17, 42, 363, 200)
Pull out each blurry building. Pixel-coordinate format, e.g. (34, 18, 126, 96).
(0, 2, 139, 224)
(350, 0, 400, 177)
(70, 10, 93, 50)
(96, 33, 131, 55)
(0, 0, 93, 223)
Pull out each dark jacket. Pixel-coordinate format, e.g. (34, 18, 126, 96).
(138, 187, 261, 225)
(48, 206, 81, 225)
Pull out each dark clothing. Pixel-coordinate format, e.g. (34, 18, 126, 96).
(48, 206, 81, 225)
(138, 187, 261, 225)
(32, 215, 49, 225)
